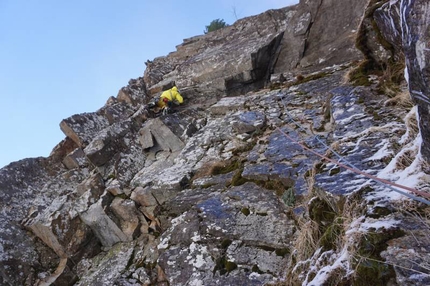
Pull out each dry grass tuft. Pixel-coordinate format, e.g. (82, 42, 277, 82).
(384, 89, 414, 109)
(191, 160, 229, 181)
(282, 219, 321, 286)
(404, 106, 419, 137)
(294, 220, 321, 262)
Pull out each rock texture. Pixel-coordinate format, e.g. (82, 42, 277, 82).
(1, 0, 430, 285)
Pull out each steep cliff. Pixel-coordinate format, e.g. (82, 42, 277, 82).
(1, 0, 430, 285)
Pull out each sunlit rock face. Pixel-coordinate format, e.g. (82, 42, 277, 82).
(2, 1, 430, 285)
(143, 0, 369, 105)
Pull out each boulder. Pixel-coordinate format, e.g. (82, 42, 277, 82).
(131, 186, 159, 207)
(99, 102, 137, 124)
(117, 76, 148, 106)
(138, 118, 185, 152)
(60, 112, 110, 147)
(76, 172, 105, 197)
(110, 197, 142, 240)
(79, 199, 129, 247)
(62, 148, 87, 170)
(105, 179, 124, 196)
(84, 121, 132, 166)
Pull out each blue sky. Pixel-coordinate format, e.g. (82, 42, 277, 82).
(0, 0, 298, 168)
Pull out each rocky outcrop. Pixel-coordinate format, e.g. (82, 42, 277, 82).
(373, 0, 430, 162)
(157, 182, 295, 286)
(2, 0, 430, 285)
(144, 0, 370, 105)
(144, 8, 289, 101)
(400, 1, 430, 162)
(274, 0, 369, 73)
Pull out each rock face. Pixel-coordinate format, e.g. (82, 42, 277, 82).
(400, 1, 430, 162)
(374, 0, 430, 162)
(2, 0, 430, 285)
(274, 0, 369, 73)
(143, 0, 369, 104)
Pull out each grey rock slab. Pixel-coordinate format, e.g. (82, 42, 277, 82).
(79, 199, 129, 247)
(60, 112, 110, 148)
(62, 148, 87, 170)
(231, 111, 266, 134)
(84, 120, 132, 167)
(139, 118, 184, 152)
(110, 197, 141, 240)
(209, 96, 246, 116)
(75, 241, 136, 286)
(131, 186, 159, 207)
(157, 182, 294, 285)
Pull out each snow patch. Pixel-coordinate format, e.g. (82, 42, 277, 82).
(307, 247, 351, 286)
(365, 139, 393, 161)
(358, 217, 399, 232)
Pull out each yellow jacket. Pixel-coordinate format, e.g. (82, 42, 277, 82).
(158, 86, 184, 108)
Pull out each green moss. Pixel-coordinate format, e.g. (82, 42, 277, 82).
(275, 248, 290, 257)
(294, 90, 307, 96)
(358, 228, 405, 257)
(221, 239, 232, 249)
(214, 256, 238, 275)
(329, 167, 341, 176)
(353, 259, 395, 286)
(349, 61, 373, 86)
(263, 180, 287, 195)
(251, 178, 295, 200)
(292, 162, 301, 168)
(309, 197, 336, 228)
(365, 106, 384, 122)
(282, 188, 296, 207)
(107, 173, 116, 180)
(225, 261, 238, 272)
(116, 193, 128, 199)
(230, 168, 248, 186)
(372, 111, 382, 121)
(252, 264, 264, 274)
(241, 207, 250, 216)
(270, 82, 283, 90)
(320, 217, 344, 251)
(232, 144, 252, 156)
(211, 160, 241, 175)
(352, 226, 405, 285)
(201, 182, 216, 189)
(296, 72, 329, 84)
(315, 162, 325, 174)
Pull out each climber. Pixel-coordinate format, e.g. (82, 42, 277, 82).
(147, 86, 184, 115)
